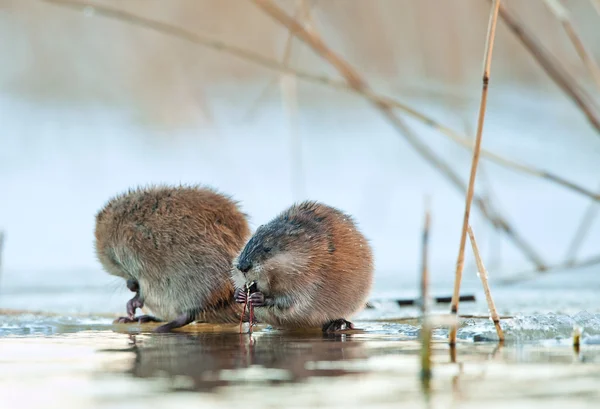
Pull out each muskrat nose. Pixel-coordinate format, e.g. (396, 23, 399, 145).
(126, 279, 139, 293)
(238, 260, 253, 274)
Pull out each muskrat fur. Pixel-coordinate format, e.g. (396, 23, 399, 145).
(95, 185, 250, 332)
(231, 201, 374, 333)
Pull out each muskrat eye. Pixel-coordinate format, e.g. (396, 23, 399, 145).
(263, 246, 272, 253)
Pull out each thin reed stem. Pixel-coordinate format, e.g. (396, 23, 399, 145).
(467, 225, 504, 342)
(496, 1, 600, 135)
(43, 0, 600, 203)
(420, 199, 431, 316)
(281, 1, 309, 200)
(44, 0, 550, 269)
(573, 326, 582, 357)
(249, 0, 546, 271)
(544, 0, 600, 89)
(450, 0, 501, 346)
(572, 326, 581, 348)
(239, 4, 300, 123)
(593, 0, 600, 15)
(387, 98, 600, 202)
(282, 74, 305, 200)
(564, 182, 600, 265)
(420, 200, 432, 388)
(543, 0, 600, 267)
(499, 252, 600, 284)
(477, 164, 503, 271)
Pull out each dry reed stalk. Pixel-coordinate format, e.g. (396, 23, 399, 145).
(420, 200, 432, 387)
(547, 0, 600, 266)
(239, 4, 300, 123)
(564, 182, 600, 265)
(43, 1, 600, 203)
(467, 225, 504, 342)
(490, 341, 503, 360)
(383, 99, 600, 201)
(380, 294, 475, 307)
(572, 326, 581, 351)
(282, 0, 314, 200)
(389, 100, 600, 202)
(498, 252, 600, 284)
(573, 326, 582, 357)
(459, 314, 513, 320)
(449, 344, 457, 364)
(281, 74, 305, 200)
(544, 0, 600, 89)
(421, 320, 433, 388)
(420, 199, 431, 317)
(249, 0, 547, 271)
(477, 164, 503, 271)
(496, 2, 600, 135)
(449, 0, 501, 347)
(44, 1, 550, 268)
(593, 0, 600, 15)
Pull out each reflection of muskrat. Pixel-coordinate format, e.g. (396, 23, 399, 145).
(117, 332, 368, 392)
(231, 201, 374, 333)
(94, 185, 251, 332)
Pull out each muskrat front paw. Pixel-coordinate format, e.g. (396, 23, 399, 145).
(234, 287, 248, 304)
(126, 293, 144, 318)
(322, 319, 354, 333)
(249, 292, 266, 307)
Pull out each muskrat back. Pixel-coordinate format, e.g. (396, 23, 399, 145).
(95, 184, 250, 331)
(231, 201, 374, 332)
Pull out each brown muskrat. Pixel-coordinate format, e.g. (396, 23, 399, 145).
(94, 185, 251, 332)
(231, 201, 374, 333)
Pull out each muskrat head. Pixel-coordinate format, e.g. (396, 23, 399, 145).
(232, 220, 312, 296)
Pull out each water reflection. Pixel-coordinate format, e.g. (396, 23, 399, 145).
(101, 330, 369, 392)
(1, 320, 600, 409)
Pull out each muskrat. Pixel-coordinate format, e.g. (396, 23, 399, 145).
(231, 201, 374, 333)
(94, 185, 251, 332)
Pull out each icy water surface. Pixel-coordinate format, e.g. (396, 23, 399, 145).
(1, 265, 600, 408)
(1, 309, 600, 409)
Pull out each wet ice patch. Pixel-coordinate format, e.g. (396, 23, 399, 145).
(457, 311, 600, 342)
(0, 313, 114, 336)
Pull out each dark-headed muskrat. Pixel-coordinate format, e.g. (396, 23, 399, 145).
(231, 201, 374, 333)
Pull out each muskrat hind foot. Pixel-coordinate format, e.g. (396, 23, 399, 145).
(153, 312, 195, 333)
(135, 315, 162, 323)
(322, 319, 354, 333)
(114, 316, 136, 324)
(113, 315, 162, 324)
